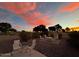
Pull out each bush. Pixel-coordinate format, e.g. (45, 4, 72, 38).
(68, 31, 79, 48)
(32, 32, 40, 39)
(19, 31, 32, 43)
(48, 31, 54, 38)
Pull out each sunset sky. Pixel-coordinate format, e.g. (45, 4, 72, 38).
(0, 2, 79, 31)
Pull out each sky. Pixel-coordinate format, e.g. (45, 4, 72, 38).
(0, 2, 79, 31)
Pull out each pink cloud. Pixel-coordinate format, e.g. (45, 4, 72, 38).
(0, 2, 36, 14)
(59, 2, 79, 12)
(20, 12, 54, 26)
(20, 11, 42, 20)
(30, 16, 50, 26)
(0, 2, 54, 26)
(14, 25, 22, 28)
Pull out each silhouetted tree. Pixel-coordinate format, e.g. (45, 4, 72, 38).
(41, 28, 48, 37)
(55, 24, 62, 39)
(33, 24, 48, 37)
(9, 28, 17, 32)
(48, 24, 62, 39)
(62, 29, 65, 32)
(0, 22, 17, 33)
(33, 26, 40, 32)
(0, 22, 11, 33)
(55, 24, 62, 31)
(33, 25, 46, 32)
(39, 25, 46, 31)
(48, 26, 56, 31)
(65, 27, 70, 32)
(48, 24, 62, 32)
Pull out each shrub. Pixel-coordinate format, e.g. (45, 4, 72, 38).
(48, 31, 54, 38)
(32, 32, 40, 39)
(19, 31, 32, 43)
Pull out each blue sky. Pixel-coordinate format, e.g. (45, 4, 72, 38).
(0, 2, 79, 31)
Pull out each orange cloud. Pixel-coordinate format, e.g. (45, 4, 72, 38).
(70, 27, 79, 29)
(74, 19, 79, 22)
(59, 2, 79, 12)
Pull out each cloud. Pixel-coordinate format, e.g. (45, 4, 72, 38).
(0, 2, 36, 14)
(70, 27, 79, 29)
(20, 11, 53, 26)
(14, 25, 22, 28)
(74, 19, 79, 23)
(30, 16, 50, 26)
(20, 11, 42, 21)
(0, 2, 53, 26)
(59, 2, 79, 12)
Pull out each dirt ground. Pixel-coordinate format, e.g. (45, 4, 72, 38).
(35, 33, 79, 57)
(1, 33, 79, 57)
